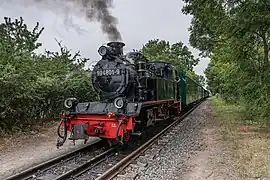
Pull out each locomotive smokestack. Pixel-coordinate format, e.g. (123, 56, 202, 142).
(107, 42, 125, 55)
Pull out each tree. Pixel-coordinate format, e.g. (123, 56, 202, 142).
(142, 39, 199, 72)
(0, 17, 44, 56)
(0, 17, 98, 134)
(182, 0, 270, 124)
(141, 39, 206, 85)
(182, 0, 227, 57)
(141, 39, 205, 85)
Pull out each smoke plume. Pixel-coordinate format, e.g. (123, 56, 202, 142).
(67, 0, 122, 41)
(8, 0, 122, 41)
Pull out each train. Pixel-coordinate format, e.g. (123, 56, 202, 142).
(56, 42, 209, 148)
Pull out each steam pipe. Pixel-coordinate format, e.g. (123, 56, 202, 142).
(115, 119, 124, 144)
(56, 119, 68, 148)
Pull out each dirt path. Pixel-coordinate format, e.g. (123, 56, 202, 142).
(0, 120, 99, 179)
(181, 100, 237, 179)
(182, 97, 270, 180)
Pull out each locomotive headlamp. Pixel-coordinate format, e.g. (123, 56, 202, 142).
(64, 97, 78, 109)
(98, 46, 107, 56)
(113, 97, 124, 109)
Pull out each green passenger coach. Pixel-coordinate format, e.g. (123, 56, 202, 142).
(179, 70, 207, 107)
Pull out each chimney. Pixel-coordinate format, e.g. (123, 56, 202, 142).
(107, 42, 125, 55)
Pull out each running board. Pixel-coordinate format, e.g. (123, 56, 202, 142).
(131, 132, 142, 136)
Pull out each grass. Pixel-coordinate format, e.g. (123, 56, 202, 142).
(213, 96, 270, 179)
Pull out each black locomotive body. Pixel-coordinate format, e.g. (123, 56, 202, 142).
(91, 42, 179, 108)
(58, 42, 182, 147)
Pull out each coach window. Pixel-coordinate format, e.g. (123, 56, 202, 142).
(164, 65, 173, 80)
(174, 70, 178, 81)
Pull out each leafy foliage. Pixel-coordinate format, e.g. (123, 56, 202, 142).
(182, 0, 270, 124)
(141, 39, 205, 85)
(0, 17, 98, 134)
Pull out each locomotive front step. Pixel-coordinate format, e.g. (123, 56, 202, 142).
(131, 132, 142, 136)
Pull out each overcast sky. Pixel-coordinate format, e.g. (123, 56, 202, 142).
(0, 0, 209, 76)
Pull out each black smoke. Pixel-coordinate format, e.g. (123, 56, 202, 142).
(62, 0, 122, 41)
(6, 0, 122, 41)
(80, 0, 122, 41)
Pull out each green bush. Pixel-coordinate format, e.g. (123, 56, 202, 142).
(0, 17, 98, 134)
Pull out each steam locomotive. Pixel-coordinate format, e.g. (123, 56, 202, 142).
(57, 42, 209, 147)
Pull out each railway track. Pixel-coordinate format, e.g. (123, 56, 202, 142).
(4, 100, 204, 180)
(4, 138, 113, 180)
(95, 100, 204, 180)
(70, 100, 204, 180)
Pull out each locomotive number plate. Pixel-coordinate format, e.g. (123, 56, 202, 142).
(96, 69, 121, 76)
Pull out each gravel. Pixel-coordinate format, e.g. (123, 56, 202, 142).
(75, 152, 126, 180)
(0, 120, 101, 179)
(34, 145, 107, 179)
(113, 99, 215, 180)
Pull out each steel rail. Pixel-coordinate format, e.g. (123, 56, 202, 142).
(54, 147, 117, 180)
(96, 99, 205, 180)
(4, 138, 102, 180)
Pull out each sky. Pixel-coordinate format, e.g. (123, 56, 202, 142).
(0, 0, 210, 76)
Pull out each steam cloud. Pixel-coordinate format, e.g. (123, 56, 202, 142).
(5, 0, 122, 41)
(64, 0, 122, 41)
